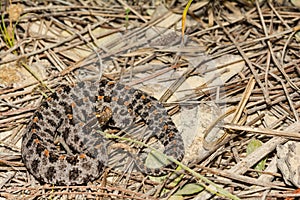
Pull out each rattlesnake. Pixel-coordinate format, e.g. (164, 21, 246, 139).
(21, 79, 184, 185)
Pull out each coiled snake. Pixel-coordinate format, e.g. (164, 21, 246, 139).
(21, 79, 184, 185)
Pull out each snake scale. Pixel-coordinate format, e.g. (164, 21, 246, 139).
(21, 79, 184, 185)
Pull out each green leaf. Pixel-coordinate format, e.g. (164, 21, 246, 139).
(168, 195, 184, 200)
(247, 139, 267, 172)
(246, 139, 262, 154)
(175, 183, 204, 195)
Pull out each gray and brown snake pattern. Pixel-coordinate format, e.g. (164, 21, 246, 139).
(21, 79, 184, 185)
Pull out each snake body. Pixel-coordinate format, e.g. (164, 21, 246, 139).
(21, 79, 184, 185)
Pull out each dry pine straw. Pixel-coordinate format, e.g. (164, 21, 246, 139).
(0, 0, 300, 199)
